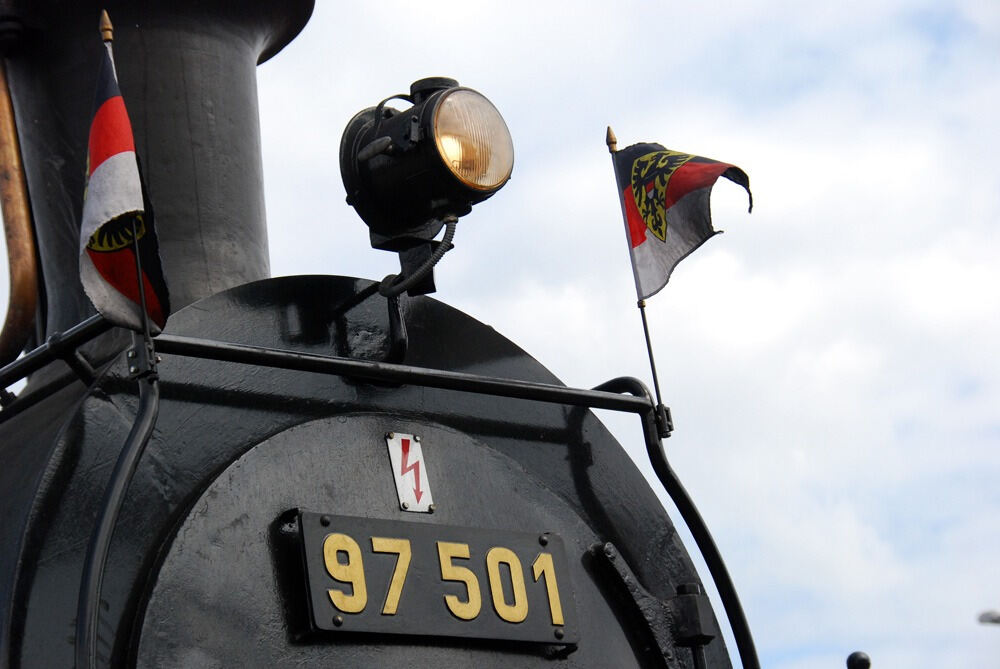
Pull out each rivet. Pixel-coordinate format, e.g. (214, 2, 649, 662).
(402, 502, 409, 510)
(428, 504, 436, 513)
(539, 534, 549, 546)
(129, 366, 138, 374)
(333, 615, 344, 627)
(387, 432, 394, 440)
(414, 435, 420, 443)
(320, 515, 331, 527)
(604, 544, 616, 560)
(554, 628, 564, 640)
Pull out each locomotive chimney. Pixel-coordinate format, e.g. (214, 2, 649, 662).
(2, 0, 314, 337)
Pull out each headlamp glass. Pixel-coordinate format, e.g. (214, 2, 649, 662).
(433, 89, 514, 191)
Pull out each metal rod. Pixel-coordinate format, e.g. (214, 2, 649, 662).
(637, 299, 665, 407)
(154, 333, 653, 414)
(130, 216, 154, 343)
(1, 318, 652, 415)
(75, 374, 159, 669)
(691, 645, 709, 669)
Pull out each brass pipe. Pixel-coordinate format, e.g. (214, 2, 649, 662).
(0, 57, 37, 367)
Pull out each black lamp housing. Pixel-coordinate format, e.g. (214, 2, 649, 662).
(340, 77, 513, 254)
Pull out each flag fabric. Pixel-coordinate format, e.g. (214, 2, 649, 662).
(80, 40, 169, 331)
(612, 142, 752, 300)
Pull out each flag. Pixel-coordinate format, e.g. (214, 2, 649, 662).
(612, 142, 752, 300)
(80, 39, 169, 331)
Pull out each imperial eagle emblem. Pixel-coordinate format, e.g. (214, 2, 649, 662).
(86, 213, 147, 252)
(629, 150, 694, 241)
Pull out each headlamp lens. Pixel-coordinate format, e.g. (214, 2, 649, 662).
(433, 89, 514, 191)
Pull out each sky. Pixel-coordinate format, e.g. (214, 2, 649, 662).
(3, 1, 1000, 666)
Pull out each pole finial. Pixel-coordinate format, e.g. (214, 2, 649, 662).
(606, 126, 618, 153)
(99, 10, 114, 42)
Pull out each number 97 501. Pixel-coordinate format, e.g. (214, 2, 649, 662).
(298, 512, 577, 644)
(322, 533, 565, 626)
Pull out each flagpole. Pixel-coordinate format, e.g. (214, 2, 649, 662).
(605, 128, 759, 669)
(76, 12, 162, 669)
(607, 127, 671, 437)
(636, 298, 663, 404)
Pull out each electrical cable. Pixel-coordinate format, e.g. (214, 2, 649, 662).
(378, 216, 457, 297)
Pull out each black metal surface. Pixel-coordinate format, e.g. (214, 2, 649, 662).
(0, 274, 732, 667)
(0, 300, 751, 667)
(134, 415, 630, 667)
(0, 277, 752, 669)
(0, 378, 90, 666)
(0, 306, 753, 667)
(4, 0, 314, 338)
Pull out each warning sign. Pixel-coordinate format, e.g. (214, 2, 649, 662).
(385, 432, 434, 513)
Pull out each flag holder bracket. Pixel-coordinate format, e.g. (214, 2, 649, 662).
(655, 403, 673, 439)
(126, 333, 158, 380)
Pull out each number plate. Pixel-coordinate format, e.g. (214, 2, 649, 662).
(298, 512, 577, 644)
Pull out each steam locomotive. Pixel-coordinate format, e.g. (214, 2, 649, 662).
(0, 2, 757, 667)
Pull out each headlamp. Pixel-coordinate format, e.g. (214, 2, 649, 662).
(340, 77, 513, 255)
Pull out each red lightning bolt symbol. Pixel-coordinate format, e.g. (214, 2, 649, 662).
(400, 438, 424, 503)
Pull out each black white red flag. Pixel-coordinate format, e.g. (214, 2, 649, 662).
(80, 40, 169, 331)
(612, 142, 752, 300)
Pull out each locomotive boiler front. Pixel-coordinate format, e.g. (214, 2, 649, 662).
(0, 2, 734, 667)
